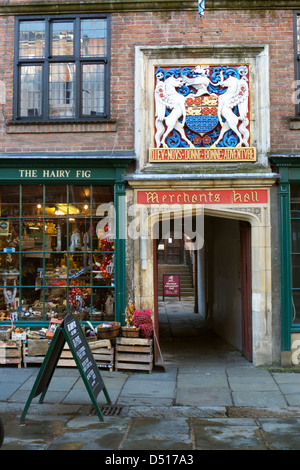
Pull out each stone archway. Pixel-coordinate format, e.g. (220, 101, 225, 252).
(131, 196, 274, 367)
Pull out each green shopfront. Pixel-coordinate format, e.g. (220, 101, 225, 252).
(272, 155, 300, 365)
(0, 156, 130, 329)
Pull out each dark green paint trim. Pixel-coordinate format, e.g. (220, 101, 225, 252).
(279, 182, 292, 351)
(271, 155, 300, 351)
(114, 182, 126, 326)
(0, 157, 133, 183)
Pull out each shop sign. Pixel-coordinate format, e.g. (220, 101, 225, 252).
(137, 189, 268, 205)
(18, 169, 91, 179)
(153, 64, 255, 162)
(163, 274, 180, 299)
(0, 166, 119, 182)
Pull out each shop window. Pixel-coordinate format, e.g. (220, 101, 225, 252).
(14, 15, 110, 121)
(291, 185, 300, 323)
(0, 185, 115, 323)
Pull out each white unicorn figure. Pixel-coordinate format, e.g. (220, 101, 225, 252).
(155, 75, 194, 148)
(211, 73, 249, 148)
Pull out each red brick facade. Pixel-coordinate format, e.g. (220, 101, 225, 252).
(0, 6, 297, 154)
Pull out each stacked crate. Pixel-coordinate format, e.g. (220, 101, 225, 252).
(0, 339, 22, 368)
(58, 338, 114, 370)
(115, 337, 153, 373)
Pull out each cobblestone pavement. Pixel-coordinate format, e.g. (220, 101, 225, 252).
(1, 299, 300, 452)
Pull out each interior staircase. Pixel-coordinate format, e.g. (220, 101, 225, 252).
(157, 264, 194, 298)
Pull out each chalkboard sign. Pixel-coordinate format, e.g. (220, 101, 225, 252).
(163, 274, 180, 300)
(64, 314, 106, 399)
(20, 314, 111, 423)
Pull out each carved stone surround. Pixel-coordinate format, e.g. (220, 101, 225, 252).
(134, 44, 270, 171)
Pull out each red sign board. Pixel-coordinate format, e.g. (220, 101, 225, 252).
(163, 274, 180, 299)
(137, 189, 268, 205)
(149, 147, 256, 162)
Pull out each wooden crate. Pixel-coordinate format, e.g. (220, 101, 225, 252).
(58, 339, 114, 371)
(23, 339, 50, 368)
(0, 340, 22, 368)
(115, 337, 153, 373)
(22, 338, 114, 370)
(23, 355, 44, 367)
(89, 339, 115, 371)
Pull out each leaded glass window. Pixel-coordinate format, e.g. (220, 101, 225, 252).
(14, 15, 110, 121)
(0, 185, 115, 322)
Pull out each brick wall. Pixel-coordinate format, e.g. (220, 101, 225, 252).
(0, 8, 297, 154)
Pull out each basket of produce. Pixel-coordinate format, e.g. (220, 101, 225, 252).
(97, 322, 121, 339)
(121, 326, 140, 338)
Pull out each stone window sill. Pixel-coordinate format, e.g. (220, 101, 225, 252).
(6, 120, 117, 134)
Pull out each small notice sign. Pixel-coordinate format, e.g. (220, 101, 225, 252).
(163, 274, 180, 300)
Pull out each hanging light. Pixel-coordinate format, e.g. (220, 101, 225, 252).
(55, 204, 80, 215)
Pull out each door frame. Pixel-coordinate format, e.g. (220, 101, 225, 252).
(240, 220, 253, 362)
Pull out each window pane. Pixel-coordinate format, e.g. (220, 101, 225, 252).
(80, 18, 107, 57)
(69, 185, 90, 215)
(19, 20, 45, 59)
(92, 186, 114, 214)
(22, 185, 43, 217)
(92, 288, 114, 321)
(94, 218, 115, 247)
(292, 253, 300, 287)
(52, 21, 74, 56)
(292, 291, 300, 324)
(291, 185, 300, 324)
(69, 280, 91, 316)
(69, 222, 89, 252)
(44, 219, 67, 251)
(82, 63, 105, 116)
(0, 221, 19, 253)
(49, 63, 75, 118)
(0, 253, 19, 280)
(21, 256, 43, 286)
(292, 219, 300, 254)
(297, 15, 300, 56)
(291, 185, 300, 217)
(20, 65, 43, 118)
(21, 287, 43, 320)
(0, 186, 19, 217)
(22, 220, 44, 252)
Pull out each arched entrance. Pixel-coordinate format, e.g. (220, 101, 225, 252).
(153, 211, 254, 363)
(132, 186, 275, 367)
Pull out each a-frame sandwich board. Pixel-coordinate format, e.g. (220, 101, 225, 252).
(20, 313, 111, 423)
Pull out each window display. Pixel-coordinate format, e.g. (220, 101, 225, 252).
(0, 184, 115, 323)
